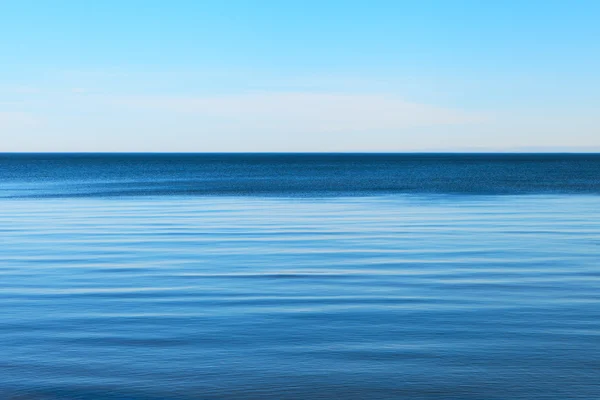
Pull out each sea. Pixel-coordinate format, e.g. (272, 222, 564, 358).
(1, 153, 599, 399)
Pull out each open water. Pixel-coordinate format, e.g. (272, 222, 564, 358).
(1, 154, 599, 399)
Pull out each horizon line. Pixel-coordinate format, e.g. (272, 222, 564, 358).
(2, 151, 600, 155)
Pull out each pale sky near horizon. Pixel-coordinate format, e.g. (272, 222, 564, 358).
(1, 0, 599, 152)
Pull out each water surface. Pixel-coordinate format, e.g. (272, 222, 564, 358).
(1, 154, 599, 399)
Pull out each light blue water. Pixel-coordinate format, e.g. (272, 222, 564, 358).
(1, 154, 599, 399)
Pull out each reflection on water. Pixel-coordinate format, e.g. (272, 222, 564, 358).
(1, 195, 599, 399)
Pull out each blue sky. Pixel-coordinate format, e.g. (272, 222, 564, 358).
(1, 0, 599, 151)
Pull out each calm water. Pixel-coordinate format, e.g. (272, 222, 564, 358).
(1, 154, 599, 399)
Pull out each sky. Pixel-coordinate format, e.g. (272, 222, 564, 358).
(1, 0, 599, 152)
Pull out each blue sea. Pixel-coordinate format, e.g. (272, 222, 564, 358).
(1, 154, 599, 399)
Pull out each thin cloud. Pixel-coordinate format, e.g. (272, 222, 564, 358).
(111, 92, 486, 135)
(0, 111, 39, 130)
